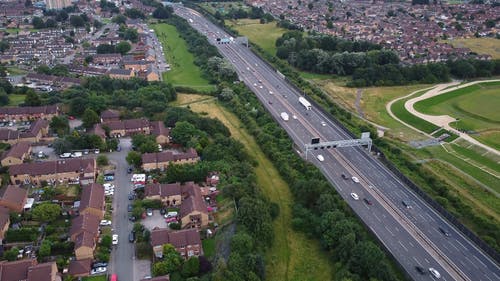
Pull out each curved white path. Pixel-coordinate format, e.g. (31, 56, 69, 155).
(404, 80, 500, 157)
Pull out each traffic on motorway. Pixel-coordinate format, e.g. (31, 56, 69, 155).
(174, 4, 500, 281)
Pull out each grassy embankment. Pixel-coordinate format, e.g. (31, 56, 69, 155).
(176, 94, 333, 281)
(151, 23, 214, 91)
(444, 37, 500, 60)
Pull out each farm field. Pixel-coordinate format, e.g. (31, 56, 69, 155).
(444, 37, 500, 59)
(179, 94, 334, 281)
(414, 81, 500, 150)
(150, 23, 213, 90)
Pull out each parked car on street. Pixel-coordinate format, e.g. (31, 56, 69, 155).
(112, 234, 118, 245)
(100, 220, 112, 226)
(91, 267, 107, 275)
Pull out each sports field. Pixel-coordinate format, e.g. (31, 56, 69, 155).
(414, 81, 500, 149)
(150, 24, 213, 90)
(178, 94, 333, 281)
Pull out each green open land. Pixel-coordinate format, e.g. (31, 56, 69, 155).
(82, 276, 106, 281)
(227, 19, 286, 55)
(150, 23, 213, 90)
(200, 1, 249, 15)
(7, 94, 25, 106)
(414, 82, 500, 150)
(180, 94, 333, 281)
(444, 37, 500, 59)
(391, 92, 440, 134)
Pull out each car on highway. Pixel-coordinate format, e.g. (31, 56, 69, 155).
(438, 227, 451, 237)
(317, 154, 324, 162)
(259, 85, 263, 89)
(292, 114, 297, 119)
(128, 215, 136, 222)
(99, 220, 112, 226)
(321, 121, 326, 126)
(429, 268, 441, 279)
(268, 101, 272, 104)
(269, 91, 273, 95)
(112, 234, 118, 245)
(351, 176, 360, 183)
(91, 267, 107, 275)
(402, 200, 412, 209)
(341, 174, 349, 180)
(415, 266, 426, 275)
(350, 193, 359, 200)
(363, 198, 373, 205)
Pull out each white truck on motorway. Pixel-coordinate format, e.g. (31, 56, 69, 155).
(299, 97, 312, 110)
(280, 112, 289, 121)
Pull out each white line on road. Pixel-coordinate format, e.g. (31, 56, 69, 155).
(398, 240, 408, 252)
(464, 256, 478, 269)
(425, 258, 430, 264)
(409, 241, 414, 248)
(384, 226, 395, 237)
(456, 240, 468, 250)
(473, 255, 487, 268)
(373, 213, 381, 222)
(413, 257, 420, 264)
(448, 241, 459, 252)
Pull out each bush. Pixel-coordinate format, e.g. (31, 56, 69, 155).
(96, 155, 109, 166)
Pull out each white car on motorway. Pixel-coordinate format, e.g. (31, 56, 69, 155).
(350, 193, 359, 200)
(292, 115, 298, 120)
(351, 176, 360, 183)
(429, 268, 441, 279)
(317, 154, 324, 162)
(321, 121, 326, 126)
(112, 234, 118, 245)
(100, 220, 112, 226)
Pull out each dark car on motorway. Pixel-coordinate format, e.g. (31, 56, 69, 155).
(415, 266, 426, 275)
(341, 174, 348, 180)
(363, 198, 373, 205)
(438, 227, 451, 237)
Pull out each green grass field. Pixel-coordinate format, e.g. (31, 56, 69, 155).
(7, 94, 25, 106)
(414, 82, 500, 149)
(391, 96, 440, 134)
(185, 94, 333, 281)
(444, 37, 500, 59)
(202, 238, 216, 258)
(150, 23, 213, 90)
(227, 19, 287, 55)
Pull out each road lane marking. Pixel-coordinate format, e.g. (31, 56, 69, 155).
(472, 255, 487, 268)
(456, 240, 468, 250)
(464, 256, 478, 269)
(373, 213, 381, 222)
(398, 240, 408, 252)
(384, 226, 395, 236)
(409, 241, 414, 248)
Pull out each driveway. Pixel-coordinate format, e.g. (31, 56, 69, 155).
(141, 212, 166, 231)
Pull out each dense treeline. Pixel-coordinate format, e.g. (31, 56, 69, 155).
(218, 82, 401, 280)
(275, 31, 500, 86)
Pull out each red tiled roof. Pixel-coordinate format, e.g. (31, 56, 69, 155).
(150, 121, 170, 137)
(141, 148, 198, 165)
(0, 259, 36, 281)
(74, 230, 96, 249)
(104, 118, 149, 131)
(68, 258, 92, 276)
(150, 228, 201, 249)
(3, 142, 30, 159)
(180, 182, 207, 218)
(0, 185, 27, 211)
(70, 213, 100, 239)
(0, 105, 58, 116)
(0, 129, 20, 141)
(79, 183, 104, 213)
(9, 158, 95, 177)
(27, 262, 57, 281)
(145, 183, 181, 198)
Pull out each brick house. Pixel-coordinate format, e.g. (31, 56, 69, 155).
(141, 148, 199, 171)
(0, 260, 61, 281)
(1, 142, 31, 167)
(18, 119, 50, 143)
(73, 231, 96, 260)
(0, 185, 28, 213)
(180, 182, 209, 229)
(150, 228, 203, 259)
(68, 258, 92, 277)
(0, 129, 20, 144)
(0, 105, 58, 121)
(70, 213, 100, 260)
(103, 118, 150, 137)
(93, 53, 122, 65)
(100, 109, 120, 123)
(9, 158, 96, 186)
(144, 182, 182, 207)
(150, 121, 170, 145)
(78, 183, 105, 220)
(107, 68, 135, 80)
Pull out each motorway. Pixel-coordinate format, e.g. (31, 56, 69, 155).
(173, 5, 500, 281)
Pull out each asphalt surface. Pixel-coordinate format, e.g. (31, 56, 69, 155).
(108, 138, 136, 281)
(173, 5, 500, 281)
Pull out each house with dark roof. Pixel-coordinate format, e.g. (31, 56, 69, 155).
(107, 68, 134, 80)
(100, 109, 120, 123)
(18, 119, 49, 143)
(67, 258, 92, 277)
(0, 259, 60, 281)
(70, 213, 100, 260)
(0, 129, 20, 144)
(0, 185, 28, 213)
(150, 121, 170, 145)
(144, 182, 182, 207)
(150, 228, 203, 259)
(1, 142, 31, 167)
(0, 105, 59, 121)
(103, 118, 150, 137)
(78, 183, 105, 219)
(180, 182, 209, 229)
(9, 158, 96, 186)
(141, 148, 199, 171)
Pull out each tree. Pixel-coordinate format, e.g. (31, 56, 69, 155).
(4, 247, 19, 261)
(39, 240, 51, 258)
(100, 234, 112, 249)
(126, 151, 142, 168)
(31, 203, 61, 223)
(97, 155, 109, 166)
(49, 116, 70, 136)
(81, 108, 100, 128)
(0, 40, 10, 53)
(182, 256, 200, 277)
(24, 90, 42, 106)
(116, 41, 131, 55)
(171, 121, 204, 147)
(153, 6, 172, 19)
(112, 14, 127, 24)
(69, 15, 85, 27)
(96, 44, 115, 54)
(125, 8, 145, 19)
(0, 89, 9, 106)
(32, 16, 45, 29)
(45, 18, 57, 28)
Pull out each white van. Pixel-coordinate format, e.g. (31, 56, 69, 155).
(317, 155, 324, 162)
(71, 152, 82, 158)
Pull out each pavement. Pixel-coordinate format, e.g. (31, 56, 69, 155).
(142, 212, 166, 231)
